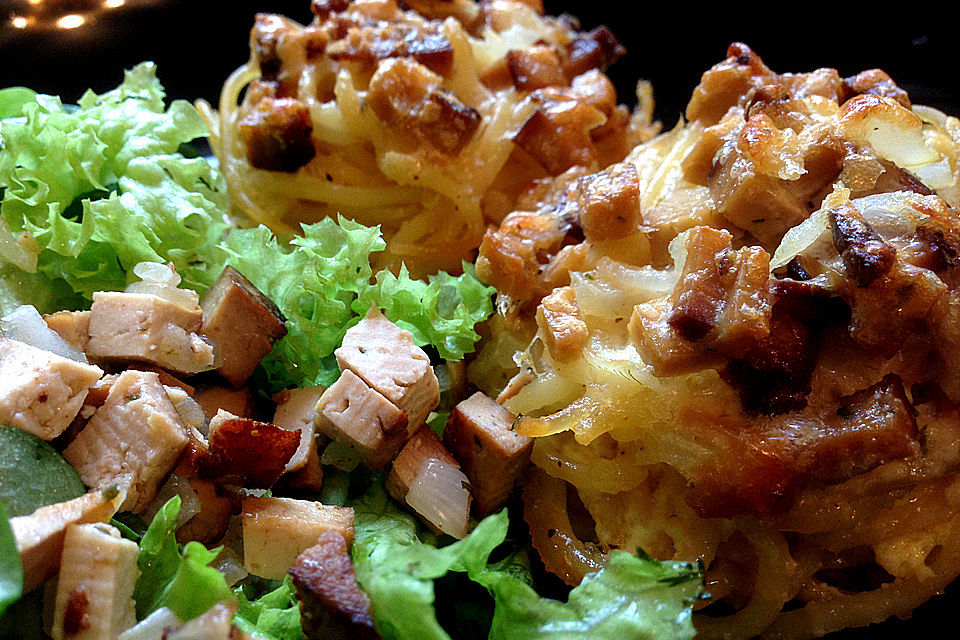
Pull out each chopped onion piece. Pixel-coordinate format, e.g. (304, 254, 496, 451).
(144, 475, 201, 528)
(572, 258, 676, 320)
(910, 157, 955, 190)
(212, 546, 248, 587)
(164, 387, 207, 433)
(126, 261, 199, 309)
(118, 607, 182, 640)
(0, 304, 88, 363)
(405, 458, 471, 539)
(162, 603, 235, 640)
(133, 261, 181, 286)
(770, 208, 831, 270)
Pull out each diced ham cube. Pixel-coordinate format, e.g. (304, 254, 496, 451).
(42, 310, 91, 352)
(316, 369, 408, 471)
(194, 383, 256, 420)
(273, 385, 327, 473)
(335, 307, 439, 431)
(0, 337, 103, 440)
(63, 370, 189, 513)
(535, 286, 588, 362)
(241, 496, 354, 580)
(385, 427, 459, 503)
(200, 266, 288, 387)
(85, 291, 216, 375)
(443, 392, 532, 516)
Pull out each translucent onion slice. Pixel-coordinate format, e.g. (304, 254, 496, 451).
(0, 304, 88, 363)
(405, 458, 471, 539)
(144, 476, 201, 528)
(125, 261, 199, 309)
(212, 546, 248, 587)
(118, 607, 182, 640)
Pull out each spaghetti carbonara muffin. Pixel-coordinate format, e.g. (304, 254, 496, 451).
(470, 43, 960, 639)
(200, 0, 658, 276)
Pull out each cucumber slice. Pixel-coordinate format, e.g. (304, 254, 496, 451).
(0, 425, 86, 517)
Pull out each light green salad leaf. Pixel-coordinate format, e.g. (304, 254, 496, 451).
(234, 576, 304, 640)
(351, 482, 507, 640)
(0, 63, 230, 300)
(220, 219, 494, 391)
(350, 483, 704, 640)
(133, 496, 234, 621)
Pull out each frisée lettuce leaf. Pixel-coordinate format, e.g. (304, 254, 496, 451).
(133, 496, 234, 621)
(350, 483, 704, 640)
(0, 63, 230, 301)
(219, 219, 494, 391)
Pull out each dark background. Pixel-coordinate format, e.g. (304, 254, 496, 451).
(0, 2, 957, 639)
(0, 1, 956, 121)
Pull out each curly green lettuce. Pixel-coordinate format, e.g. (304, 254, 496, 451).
(351, 483, 704, 640)
(219, 219, 494, 391)
(133, 496, 234, 621)
(0, 63, 230, 303)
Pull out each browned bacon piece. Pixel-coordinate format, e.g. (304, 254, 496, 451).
(668, 227, 737, 341)
(690, 374, 920, 518)
(535, 286, 588, 362)
(506, 45, 567, 92)
(311, 0, 351, 19)
(475, 208, 580, 303)
(829, 203, 897, 287)
(288, 530, 380, 640)
(399, 0, 481, 26)
(630, 227, 774, 373)
(629, 298, 725, 377)
(327, 21, 454, 75)
(512, 88, 606, 175)
(238, 96, 316, 172)
(708, 116, 844, 249)
(794, 374, 920, 483)
(367, 58, 481, 154)
(561, 26, 626, 80)
(686, 42, 774, 126)
(251, 14, 300, 81)
(726, 306, 819, 415)
(573, 161, 642, 242)
(200, 412, 300, 488)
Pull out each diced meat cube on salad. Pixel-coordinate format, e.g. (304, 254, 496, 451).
(63, 370, 189, 513)
(272, 384, 326, 473)
(50, 523, 139, 640)
(200, 265, 287, 387)
(86, 290, 216, 375)
(443, 391, 533, 516)
(42, 310, 92, 352)
(10, 487, 125, 592)
(334, 306, 440, 432)
(240, 496, 354, 581)
(316, 369, 408, 471)
(0, 337, 103, 440)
